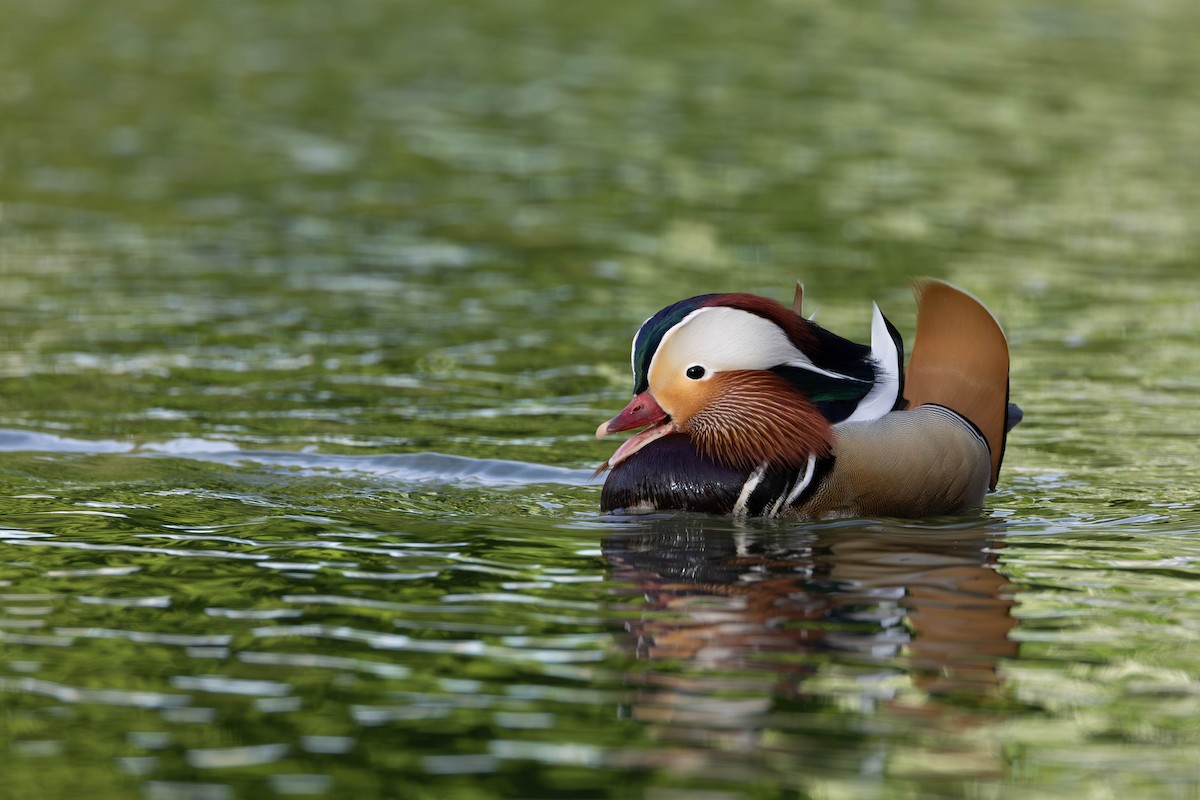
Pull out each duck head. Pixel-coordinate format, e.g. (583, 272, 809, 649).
(596, 292, 903, 473)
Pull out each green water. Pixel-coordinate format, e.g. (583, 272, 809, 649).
(2, 0, 1200, 797)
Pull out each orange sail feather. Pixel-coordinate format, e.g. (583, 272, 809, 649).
(903, 280, 1011, 489)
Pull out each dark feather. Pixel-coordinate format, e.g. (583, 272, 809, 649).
(600, 433, 830, 516)
(769, 364, 873, 423)
(601, 434, 745, 514)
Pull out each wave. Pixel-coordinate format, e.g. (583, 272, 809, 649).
(0, 429, 596, 488)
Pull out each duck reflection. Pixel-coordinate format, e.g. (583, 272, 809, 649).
(601, 516, 1017, 778)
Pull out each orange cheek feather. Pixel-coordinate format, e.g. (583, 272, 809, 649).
(651, 374, 716, 431)
(676, 371, 833, 471)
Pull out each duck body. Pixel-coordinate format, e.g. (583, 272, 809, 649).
(601, 406, 990, 518)
(596, 280, 1017, 520)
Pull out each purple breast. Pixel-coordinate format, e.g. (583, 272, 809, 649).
(600, 434, 747, 514)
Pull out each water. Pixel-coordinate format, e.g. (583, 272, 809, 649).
(2, 0, 1200, 797)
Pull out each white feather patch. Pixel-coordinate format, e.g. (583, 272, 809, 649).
(840, 303, 901, 424)
(783, 453, 819, 508)
(650, 307, 865, 384)
(733, 462, 768, 517)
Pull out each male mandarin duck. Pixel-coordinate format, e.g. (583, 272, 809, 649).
(595, 280, 1021, 519)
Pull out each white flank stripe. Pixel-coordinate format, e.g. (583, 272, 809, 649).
(783, 453, 819, 508)
(732, 463, 768, 516)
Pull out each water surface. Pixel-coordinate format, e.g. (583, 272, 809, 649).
(2, 0, 1200, 798)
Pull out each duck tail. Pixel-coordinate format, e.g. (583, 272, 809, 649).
(903, 280, 1014, 489)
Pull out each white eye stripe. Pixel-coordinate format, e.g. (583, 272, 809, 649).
(648, 306, 863, 383)
(651, 307, 784, 376)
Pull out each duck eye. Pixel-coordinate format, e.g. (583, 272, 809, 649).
(685, 365, 706, 380)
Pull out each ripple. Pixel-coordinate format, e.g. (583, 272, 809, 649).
(46, 566, 141, 578)
(159, 448, 597, 487)
(0, 632, 73, 647)
(238, 650, 412, 678)
(55, 629, 233, 647)
(128, 732, 172, 749)
(0, 428, 596, 487)
(143, 781, 232, 800)
(267, 774, 334, 796)
(77, 595, 171, 608)
(489, 740, 604, 767)
(298, 736, 356, 755)
(0, 429, 131, 454)
(115, 755, 159, 776)
(171, 676, 293, 696)
(205, 608, 304, 620)
(0, 677, 191, 708)
(11, 538, 273, 561)
(249, 623, 605, 663)
(186, 743, 289, 769)
(421, 754, 499, 775)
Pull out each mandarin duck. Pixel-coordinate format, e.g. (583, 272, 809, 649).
(595, 280, 1020, 519)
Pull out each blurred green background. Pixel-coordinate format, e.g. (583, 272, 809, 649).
(3, 0, 1198, 476)
(2, 1, 1200, 798)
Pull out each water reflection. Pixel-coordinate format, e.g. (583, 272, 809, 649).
(602, 517, 1017, 781)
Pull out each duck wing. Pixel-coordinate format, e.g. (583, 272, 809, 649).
(903, 280, 1012, 489)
